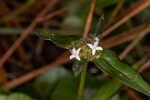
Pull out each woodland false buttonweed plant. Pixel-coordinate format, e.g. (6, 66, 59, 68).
(37, 16, 150, 97)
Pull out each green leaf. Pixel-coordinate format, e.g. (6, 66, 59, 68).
(0, 88, 34, 100)
(91, 79, 122, 100)
(94, 49, 150, 96)
(51, 74, 109, 100)
(0, 93, 34, 100)
(0, 95, 8, 100)
(83, 76, 109, 100)
(111, 94, 120, 100)
(8, 93, 34, 100)
(92, 56, 146, 100)
(51, 77, 78, 100)
(34, 67, 71, 99)
(37, 32, 80, 49)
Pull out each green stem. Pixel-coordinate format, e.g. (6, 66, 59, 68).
(77, 62, 88, 100)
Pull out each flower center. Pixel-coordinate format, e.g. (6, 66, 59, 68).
(70, 37, 102, 61)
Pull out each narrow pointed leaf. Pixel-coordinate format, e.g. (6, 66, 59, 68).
(37, 32, 81, 49)
(51, 77, 78, 100)
(94, 49, 150, 96)
(92, 56, 147, 100)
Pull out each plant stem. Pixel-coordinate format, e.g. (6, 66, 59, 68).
(77, 62, 88, 100)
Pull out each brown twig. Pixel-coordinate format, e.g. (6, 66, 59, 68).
(2, 51, 70, 90)
(105, 1, 124, 29)
(102, 0, 150, 38)
(5, 21, 30, 65)
(83, 0, 96, 39)
(139, 59, 150, 73)
(11, 36, 29, 63)
(101, 22, 150, 48)
(0, 0, 59, 68)
(0, 37, 30, 69)
(119, 24, 150, 60)
(0, 49, 7, 85)
(0, 67, 7, 85)
(12, 21, 31, 64)
(124, 86, 143, 100)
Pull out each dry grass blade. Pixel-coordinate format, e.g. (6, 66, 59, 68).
(139, 59, 150, 73)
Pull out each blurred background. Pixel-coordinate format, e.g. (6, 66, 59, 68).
(0, 0, 150, 100)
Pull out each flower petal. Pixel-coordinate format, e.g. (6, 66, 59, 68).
(72, 48, 76, 54)
(77, 48, 81, 54)
(70, 55, 75, 60)
(76, 56, 81, 61)
(92, 49, 96, 55)
(87, 44, 93, 49)
(96, 47, 103, 51)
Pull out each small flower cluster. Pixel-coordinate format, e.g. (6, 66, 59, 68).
(70, 37, 103, 61)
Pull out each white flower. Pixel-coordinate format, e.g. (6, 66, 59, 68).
(87, 37, 103, 55)
(70, 48, 81, 61)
